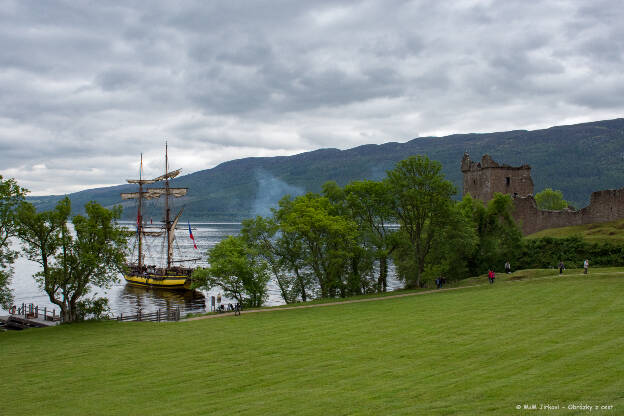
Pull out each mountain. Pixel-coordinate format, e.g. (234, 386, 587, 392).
(29, 118, 624, 221)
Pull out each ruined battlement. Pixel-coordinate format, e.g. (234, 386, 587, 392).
(461, 154, 624, 235)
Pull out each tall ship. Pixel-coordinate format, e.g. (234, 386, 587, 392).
(121, 144, 197, 289)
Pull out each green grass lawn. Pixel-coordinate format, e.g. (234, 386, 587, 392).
(526, 218, 624, 244)
(2, 269, 623, 415)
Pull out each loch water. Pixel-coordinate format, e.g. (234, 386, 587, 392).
(2, 222, 402, 317)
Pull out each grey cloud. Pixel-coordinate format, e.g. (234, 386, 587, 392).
(1, 0, 623, 194)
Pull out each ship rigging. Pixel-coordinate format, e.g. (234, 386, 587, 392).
(121, 144, 196, 289)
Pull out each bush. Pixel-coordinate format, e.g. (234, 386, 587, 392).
(518, 236, 624, 269)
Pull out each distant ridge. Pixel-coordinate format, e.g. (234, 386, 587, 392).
(29, 118, 624, 221)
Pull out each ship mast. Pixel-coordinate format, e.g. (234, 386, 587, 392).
(138, 154, 143, 269)
(121, 146, 188, 271)
(165, 142, 172, 269)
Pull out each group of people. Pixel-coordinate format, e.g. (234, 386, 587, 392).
(558, 259, 590, 274)
(213, 293, 242, 315)
(486, 260, 512, 285)
(490, 258, 591, 282)
(435, 276, 447, 289)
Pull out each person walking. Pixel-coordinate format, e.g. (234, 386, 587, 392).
(488, 269, 495, 284)
(505, 261, 511, 274)
(558, 260, 564, 275)
(583, 259, 589, 275)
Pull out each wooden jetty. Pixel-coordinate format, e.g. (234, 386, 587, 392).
(1, 303, 61, 330)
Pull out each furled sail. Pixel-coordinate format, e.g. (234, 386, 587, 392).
(152, 168, 182, 182)
(143, 231, 164, 237)
(126, 168, 182, 185)
(168, 209, 184, 265)
(126, 179, 157, 185)
(121, 188, 188, 200)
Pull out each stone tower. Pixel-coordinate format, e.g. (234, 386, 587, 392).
(461, 153, 534, 203)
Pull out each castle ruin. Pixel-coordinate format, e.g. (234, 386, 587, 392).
(461, 154, 534, 202)
(461, 153, 624, 235)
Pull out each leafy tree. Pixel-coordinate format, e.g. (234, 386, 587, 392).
(385, 156, 457, 287)
(535, 188, 569, 210)
(276, 193, 359, 298)
(341, 180, 397, 292)
(241, 215, 301, 304)
(322, 181, 376, 295)
(459, 193, 523, 274)
(273, 205, 313, 302)
(193, 235, 270, 307)
(15, 198, 127, 322)
(0, 176, 27, 309)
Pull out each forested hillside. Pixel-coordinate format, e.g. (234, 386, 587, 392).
(29, 118, 624, 220)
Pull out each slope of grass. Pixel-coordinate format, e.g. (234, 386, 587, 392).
(526, 218, 624, 244)
(1, 269, 623, 415)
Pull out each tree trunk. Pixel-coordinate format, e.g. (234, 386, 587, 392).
(274, 267, 290, 304)
(378, 256, 388, 292)
(294, 266, 306, 302)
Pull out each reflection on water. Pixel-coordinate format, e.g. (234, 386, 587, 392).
(4, 223, 243, 316)
(4, 222, 403, 316)
(118, 285, 206, 315)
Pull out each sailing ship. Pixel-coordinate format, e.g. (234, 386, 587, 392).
(121, 144, 196, 289)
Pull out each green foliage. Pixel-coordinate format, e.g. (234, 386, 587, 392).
(341, 180, 397, 292)
(241, 216, 303, 304)
(15, 197, 128, 322)
(386, 155, 457, 287)
(535, 187, 569, 210)
(276, 193, 360, 297)
(193, 235, 270, 307)
(518, 235, 624, 269)
(458, 193, 523, 275)
(0, 176, 27, 309)
(75, 296, 111, 321)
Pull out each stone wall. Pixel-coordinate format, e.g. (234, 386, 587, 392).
(514, 189, 624, 235)
(461, 153, 624, 235)
(461, 153, 534, 203)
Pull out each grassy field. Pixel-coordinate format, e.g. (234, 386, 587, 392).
(526, 218, 624, 244)
(1, 269, 623, 415)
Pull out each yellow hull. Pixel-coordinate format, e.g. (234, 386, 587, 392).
(124, 273, 191, 289)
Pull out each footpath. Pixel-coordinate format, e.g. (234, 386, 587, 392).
(185, 270, 616, 322)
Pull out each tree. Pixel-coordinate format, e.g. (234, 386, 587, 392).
(276, 193, 359, 298)
(241, 215, 301, 304)
(322, 181, 376, 295)
(16, 198, 127, 322)
(193, 235, 270, 307)
(458, 193, 522, 274)
(0, 176, 27, 309)
(385, 156, 457, 287)
(535, 188, 569, 210)
(340, 180, 397, 292)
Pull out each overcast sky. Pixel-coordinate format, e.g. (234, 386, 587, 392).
(1, 0, 622, 195)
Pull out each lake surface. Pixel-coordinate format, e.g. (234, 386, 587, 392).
(2, 222, 402, 317)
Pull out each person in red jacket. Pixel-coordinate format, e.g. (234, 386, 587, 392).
(488, 269, 496, 284)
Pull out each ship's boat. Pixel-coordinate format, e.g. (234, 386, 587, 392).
(121, 144, 197, 289)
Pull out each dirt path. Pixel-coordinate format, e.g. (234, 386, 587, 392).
(184, 283, 483, 321)
(183, 270, 620, 321)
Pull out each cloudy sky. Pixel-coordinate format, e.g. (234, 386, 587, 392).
(1, 0, 622, 195)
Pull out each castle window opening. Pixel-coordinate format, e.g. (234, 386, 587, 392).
(506, 177, 511, 186)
